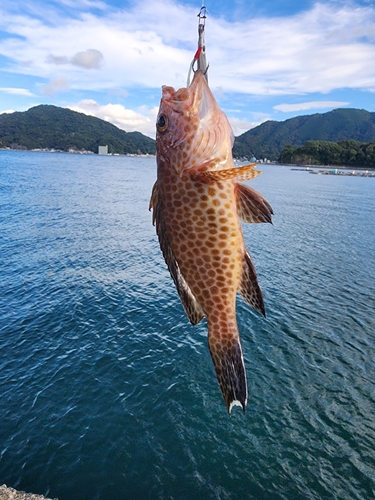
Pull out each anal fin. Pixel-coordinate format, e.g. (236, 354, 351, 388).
(239, 250, 266, 316)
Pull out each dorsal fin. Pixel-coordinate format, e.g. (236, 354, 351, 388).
(236, 183, 273, 224)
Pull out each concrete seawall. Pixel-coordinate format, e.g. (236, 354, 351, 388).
(0, 485, 57, 500)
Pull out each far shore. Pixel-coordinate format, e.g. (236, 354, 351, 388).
(276, 163, 375, 171)
(1, 148, 374, 169)
(0, 147, 155, 158)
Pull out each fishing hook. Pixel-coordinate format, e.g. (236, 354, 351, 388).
(187, 5, 209, 86)
(197, 5, 207, 26)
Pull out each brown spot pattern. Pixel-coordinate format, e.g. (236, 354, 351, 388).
(151, 70, 273, 413)
(156, 156, 248, 411)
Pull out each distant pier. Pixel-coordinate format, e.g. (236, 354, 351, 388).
(291, 167, 375, 177)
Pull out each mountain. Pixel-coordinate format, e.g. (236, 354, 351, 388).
(0, 105, 155, 154)
(3, 105, 375, 161)
(233, 108, 375, 161)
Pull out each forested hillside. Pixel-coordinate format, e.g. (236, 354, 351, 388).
(0, 105, 155, 154)
(233, 108, 375, 160)
(278, 139, 375, 167)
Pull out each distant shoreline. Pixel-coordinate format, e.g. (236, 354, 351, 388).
(1, 148, 373, 170)
(0, 147, 155, 158)
(276, 162, 375, 171)
(290, 166, 375, 177)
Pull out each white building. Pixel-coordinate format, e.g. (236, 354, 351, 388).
(98, 145, 108, 155)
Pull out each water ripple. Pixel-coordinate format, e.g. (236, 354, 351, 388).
(1, 155, 374, 499)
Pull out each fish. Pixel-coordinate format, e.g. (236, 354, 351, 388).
(149, 70, 273, 413)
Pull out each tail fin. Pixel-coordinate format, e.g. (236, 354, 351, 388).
(208, 322, 248, 414)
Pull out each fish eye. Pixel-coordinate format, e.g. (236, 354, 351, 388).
(157, 114, 168, 133)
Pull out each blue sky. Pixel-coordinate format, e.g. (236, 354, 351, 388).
(1, 0, 375, 137)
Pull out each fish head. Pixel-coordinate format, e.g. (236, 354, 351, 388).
(156, 70, 234, 175)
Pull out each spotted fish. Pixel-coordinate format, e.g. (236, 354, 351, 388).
(149, 70, 273, 413)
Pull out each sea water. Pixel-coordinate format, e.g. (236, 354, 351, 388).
(1, 151, 374, 500)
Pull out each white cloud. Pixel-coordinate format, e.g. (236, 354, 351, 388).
(58, 0, 107, 8)
(41, 77, 69, 96)
(46, 55, 70, 65)
(0, 87, 35, 96)
(47, 49, 103, 69)
(0, 0, 375, 98)
(0, 0, 375, 114)
(71, 49, 103, 69)
(228, 116, 267, 136)
(274, 101, 350, 112)
(66, 99, 158, 138)
(206, 2, 375, 95)
(0, 108, 15, 114)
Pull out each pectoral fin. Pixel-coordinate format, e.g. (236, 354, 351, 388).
(236, 183, 273, 224)
(150, 182, 204, 325)
(192, 164, 261, 183)
(239, 251, 266, 316)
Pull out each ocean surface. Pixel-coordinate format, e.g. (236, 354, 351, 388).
(1, 150, 374, 500)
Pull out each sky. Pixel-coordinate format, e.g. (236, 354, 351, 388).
(1, 0, 375, 138)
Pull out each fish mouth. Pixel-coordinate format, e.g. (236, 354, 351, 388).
(189, 69, 207, 87)
(157, 69, 234, 174)
(189, 70, 214, 121)
(188, 70, 234, 154)
(160, 70, 212, 119)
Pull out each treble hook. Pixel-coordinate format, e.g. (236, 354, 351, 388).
(187, 5, 209, 85)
